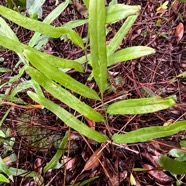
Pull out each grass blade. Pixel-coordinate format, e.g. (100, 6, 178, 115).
(112, 120, 186, 144)
(89, 0, 107, 95)
(0, 5, 84, 48)
(159, 155, 186, 175)
(108, 46, 156, 66)
(106, 4, 140, 23)
(28, 91, 109, 143)
(44, 131, 69, 173)
(24, 50, 100, 100)
(107, 15, 138, 56)
(107, 96, 176, 115)
(26, 66, 104, 122)
(0, 108, 11, 127)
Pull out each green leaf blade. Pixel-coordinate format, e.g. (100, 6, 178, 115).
(0, 157, 10, 176)
(0, 174, 9, 183)
(26, 66, 104, 122)
(0, 35, 83, 72)
(106, 4, 141, 24)
(107, 96, 176, 115)
(0, 5, 84, 48)
(108, 46, 155, 66)
(89, 0, 108, 95)
(43, 0, 70, 24)
(29, 0, 70, 47)
(24, 49, 100, 100)
(44, 131, 69, 173)
(107, 15, 138, 56)
(0, 35, 24, 54)
(159, 155, 186, 175)
(112, 120, 186, 144)
(82, 0, 89, 9)
(29, 49, 83, 72)
(28, 91, 108, 143)
(0, 67, 11, 73)
(0, 17, 19, 41)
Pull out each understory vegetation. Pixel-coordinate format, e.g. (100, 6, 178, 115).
(0, 0, 186, 185)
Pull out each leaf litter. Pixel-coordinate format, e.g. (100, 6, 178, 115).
(0, 0, 186, 185)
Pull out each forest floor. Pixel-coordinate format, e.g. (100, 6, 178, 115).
(0, 0, 186, 185)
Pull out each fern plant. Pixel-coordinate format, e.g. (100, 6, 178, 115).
(0, 0, 185, 145)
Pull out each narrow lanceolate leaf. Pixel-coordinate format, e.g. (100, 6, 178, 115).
(44, 131, 69, 173)
(8, 167, 38, 177)
(44, 0, 70, 23)
(26, 66, 104, 122)
(0, 18, 26, 63)
(0, 35, 83, 72)
(0, 157, 10, 176)
(106, 4, 140, 24)
(108, 46, 155, 66)
(0, 17, 19, 41)
(89, 0, 108, 95)
(24, 50, 100, 100)
(28, 49, 83, 72)
(29, 0, 70, 47)
(159, 155, 186, 175)
(107, 96, 176, 115)
(73, 177, 99, 186)
(75, 16, 138, 66)
(107, 15, 138, 56)
(0, 174, 9, 183)
(28, 91, 109, 143)
(0, 35, 23, 53)
(112, 120, 186, 144)
(0, 5, 84, 48)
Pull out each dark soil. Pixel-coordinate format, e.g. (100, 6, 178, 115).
(0, 0, 186, 185)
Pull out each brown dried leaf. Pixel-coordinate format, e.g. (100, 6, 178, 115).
(142, 153, 159, 167)
(175, 23, 184, 43)
(83, 147, 103, 171)
(103, 158, 119, 186)
(85, 117, 95, 129)
(62, 156, 76, 170)
(143, 164, 173, 184)
(34, 158, 42, 174)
